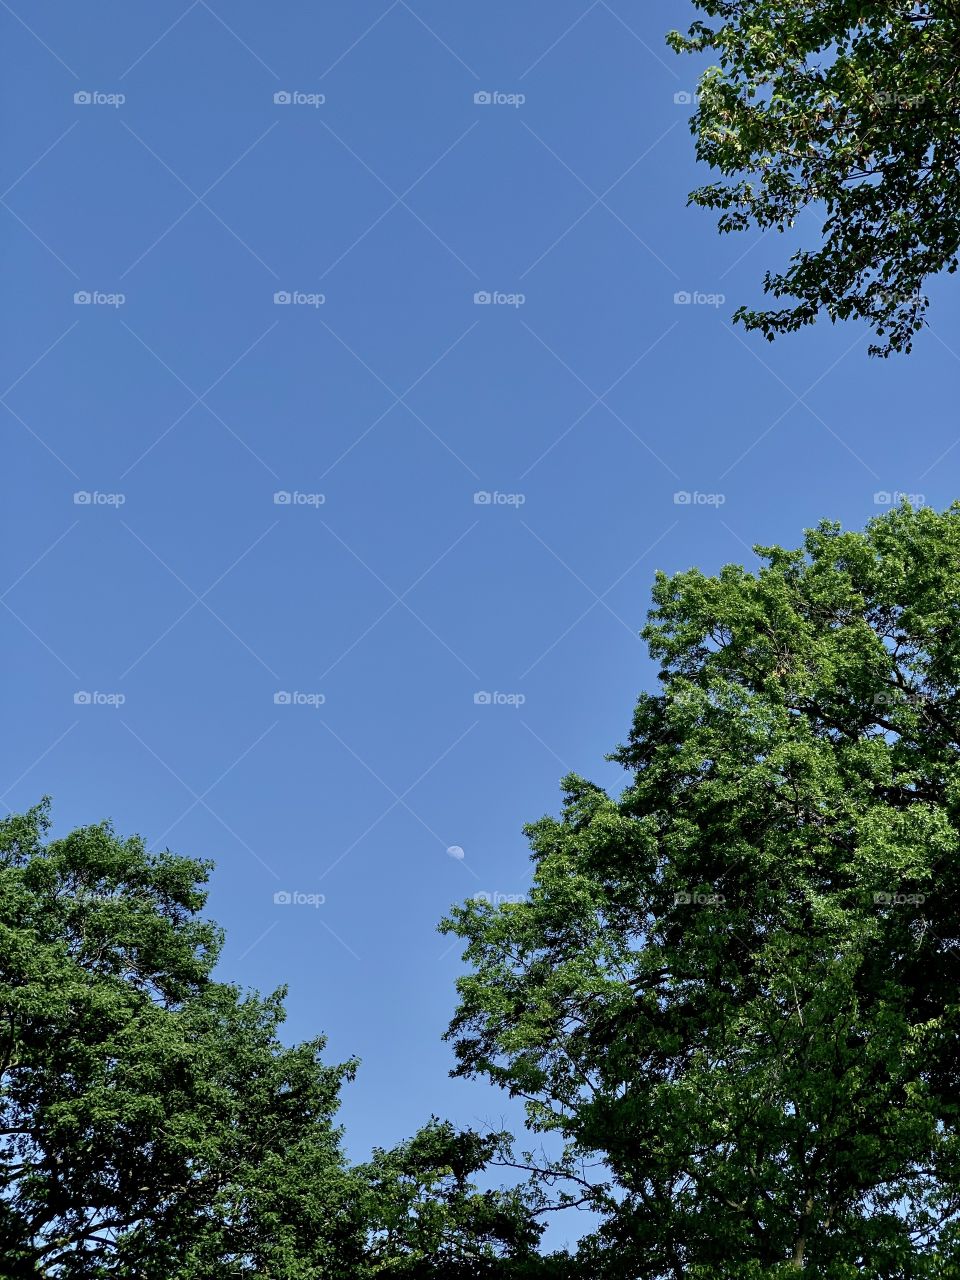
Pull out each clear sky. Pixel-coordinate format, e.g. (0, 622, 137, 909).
(3, 0, 958, 1246)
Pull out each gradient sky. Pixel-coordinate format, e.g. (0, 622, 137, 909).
(3, 0, 958, 1248)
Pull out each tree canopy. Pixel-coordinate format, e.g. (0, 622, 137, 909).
(0, 804, 554, 1278)
(0, 804, 369, 1276)
(8, 504, 960, 1275)
(443, 502, 960, 1276)
(670, 2, 960, 354)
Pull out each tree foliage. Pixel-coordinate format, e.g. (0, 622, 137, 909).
(0, 803, 368, 1277)
(670, 2, 960, 354)
(0, 804, 553, 1278)
(443, 503, 960, 1276)
(359, 1120, 569, 1278)
(12, 504, 960, 1275)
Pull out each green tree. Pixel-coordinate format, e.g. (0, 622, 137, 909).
(442, 503, 960, 1276)
(0, 805, 554, 1278)
(359, 1119, 570, 1278)
(0, 802, 369, 1277)
(669, 2, 960, 354)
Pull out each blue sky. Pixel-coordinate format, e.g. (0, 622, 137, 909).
(3, 0, 958, 1246)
